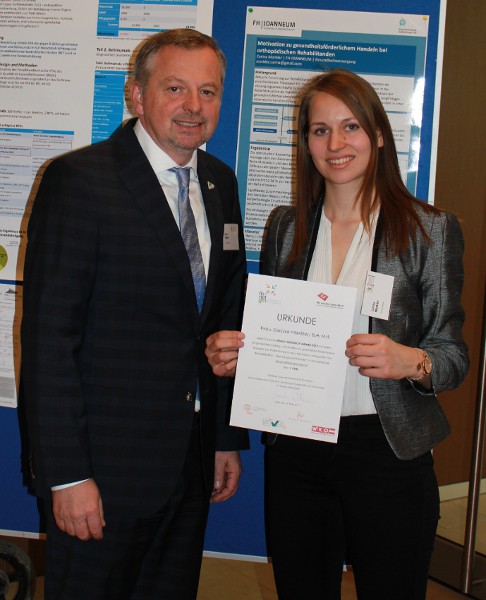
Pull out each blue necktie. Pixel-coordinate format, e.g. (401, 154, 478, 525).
(170, 167, 206, 312)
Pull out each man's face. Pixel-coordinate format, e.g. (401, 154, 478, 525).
(131, 45, 223, 165)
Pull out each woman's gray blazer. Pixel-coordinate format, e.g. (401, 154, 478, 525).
(261, 201, 469, 460)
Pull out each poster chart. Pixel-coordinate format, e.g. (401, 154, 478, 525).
(0, 0, 214, 408)
(236, 6, 429, 263)
(93, 0, 214, 142)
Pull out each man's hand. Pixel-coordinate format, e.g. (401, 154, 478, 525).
(211, 451, 242, 503)
(52, 479, 106, 541)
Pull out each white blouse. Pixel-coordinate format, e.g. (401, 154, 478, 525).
(307, 210, 378, 416)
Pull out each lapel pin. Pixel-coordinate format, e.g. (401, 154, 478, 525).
(207, 181, 215, 189)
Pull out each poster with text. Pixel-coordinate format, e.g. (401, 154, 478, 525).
(237, 6, 429, 263)
(0, 0, 214, 407)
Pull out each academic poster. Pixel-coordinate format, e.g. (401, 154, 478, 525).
(236, 6, 429, 262)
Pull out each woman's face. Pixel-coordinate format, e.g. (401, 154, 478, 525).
(306, 92, 382, 191)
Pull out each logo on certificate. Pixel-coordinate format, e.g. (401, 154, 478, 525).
(311, 425, 336, 436)
(317, 292, 328, 301)
(258, 283, 280, 304)
(263, 418, 285, 430)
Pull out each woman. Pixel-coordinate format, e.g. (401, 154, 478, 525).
(206, 70, 468, 599)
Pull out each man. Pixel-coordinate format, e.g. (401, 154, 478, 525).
(21, 29, 248, 599)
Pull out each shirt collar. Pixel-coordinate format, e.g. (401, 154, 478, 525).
(134, 119, 198, 175)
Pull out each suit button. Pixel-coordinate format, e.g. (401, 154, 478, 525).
(185, 392, 195, 402)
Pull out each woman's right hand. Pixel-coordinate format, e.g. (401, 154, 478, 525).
(205, 330, 245, 378)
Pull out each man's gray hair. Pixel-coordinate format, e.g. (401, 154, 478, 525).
(133, 28, 226, 93)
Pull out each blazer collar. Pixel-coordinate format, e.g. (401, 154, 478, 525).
(299, 199, 384, 279)
(297, 199, 384, 335)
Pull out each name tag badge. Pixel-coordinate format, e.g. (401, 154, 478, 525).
(361, 271, 394, 320)
(223, 223, 239, 251)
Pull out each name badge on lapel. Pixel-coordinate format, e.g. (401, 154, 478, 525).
(361, 271, 394, 320)
(223, 224, 239, 250)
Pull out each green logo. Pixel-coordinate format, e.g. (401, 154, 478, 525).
(0, 246, 7, 270)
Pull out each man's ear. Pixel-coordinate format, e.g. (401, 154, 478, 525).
(131, 81, 144, 117)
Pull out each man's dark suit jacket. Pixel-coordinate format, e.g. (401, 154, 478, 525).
(21, 118, 248, 514)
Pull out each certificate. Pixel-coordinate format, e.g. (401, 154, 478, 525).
(230, 274, 356, 442)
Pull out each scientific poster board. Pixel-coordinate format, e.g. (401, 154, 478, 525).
(236, 7, 430, 263)
(206, 0, 445, 559)
(0, 0, 445, 559)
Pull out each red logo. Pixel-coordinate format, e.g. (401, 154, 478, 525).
(317, 293, 328, 301)
(311, 425, 336, 435)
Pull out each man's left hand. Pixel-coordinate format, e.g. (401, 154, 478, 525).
(211, 451, 242, 503)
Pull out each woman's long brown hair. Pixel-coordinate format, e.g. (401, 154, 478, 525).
(290, 69, 438, 262)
